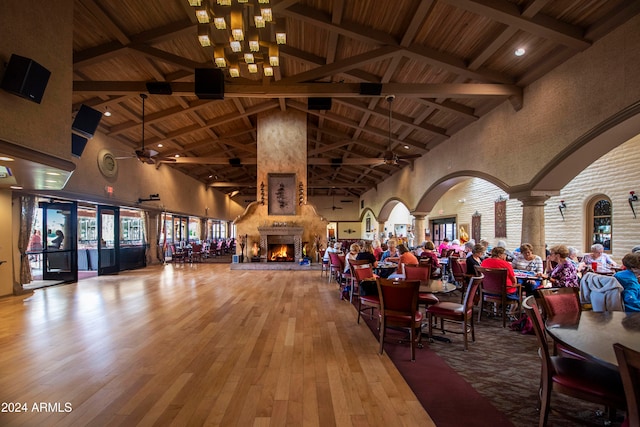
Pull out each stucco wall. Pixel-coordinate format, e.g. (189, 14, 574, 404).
(0, 1, 73, 159)
(61, 133, 239, 220)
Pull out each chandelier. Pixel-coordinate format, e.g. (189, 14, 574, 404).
(188, 0, 286, 78)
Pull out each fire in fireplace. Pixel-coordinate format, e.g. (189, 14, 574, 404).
(268, 244, 295, 262)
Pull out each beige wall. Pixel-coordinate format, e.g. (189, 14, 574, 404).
(61, 133, 237, 220)
(0, 1, 73, 159)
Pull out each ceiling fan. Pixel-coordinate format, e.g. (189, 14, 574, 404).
(117, 94, 176, 165)
(329, 196, 343, 210)
(374, 95, 421, 167)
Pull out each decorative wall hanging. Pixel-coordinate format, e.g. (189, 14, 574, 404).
(495, 199, 507, 238)
(268, 173, 296, 215)
(471, 211, 481, 243)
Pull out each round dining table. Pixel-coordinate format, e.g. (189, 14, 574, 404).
(545, 311, 640, 369)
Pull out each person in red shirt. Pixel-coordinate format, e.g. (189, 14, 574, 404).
(481, 246, 518, 295)
(388, 244, 419, 279)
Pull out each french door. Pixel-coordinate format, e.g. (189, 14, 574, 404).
(97, 205, 120, 275)
(40, 201, 77, 283)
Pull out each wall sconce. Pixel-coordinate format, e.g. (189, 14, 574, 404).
(298, 181, 304, 206)
(558, 200, 566, 220)
(629, 191, 638, 219)
(260, 181, 265, 205)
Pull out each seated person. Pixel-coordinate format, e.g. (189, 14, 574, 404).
(344, 243, 361, 274)
(380, 239, 399, 262)
(388, 244, 419, 279)
(582, 243, 617, 273)
(323, 242, 339, 262)
(614, 252, 640, 312)
(466, 244, 485, 276)
(544, 244, 579, 288)
(418, 241, 439, 267)
(511, 243, 544, 293)
(481, 246, 518, 298)
(495, 240, 515, 262)
(356, 241, 378, 267)
(437, 238, 450, 256)
(449, 239, 464, 254)
(372, 239, 383, 261)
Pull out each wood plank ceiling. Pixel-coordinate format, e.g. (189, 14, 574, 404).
(72, 0, 640, 198)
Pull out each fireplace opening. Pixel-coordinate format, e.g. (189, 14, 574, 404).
(268, 244, 295, 262)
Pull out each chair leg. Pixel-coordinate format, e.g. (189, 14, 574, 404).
(539, 379, 551, 427)
(410, 328, 415, 361)
(379, 320, 385, 355)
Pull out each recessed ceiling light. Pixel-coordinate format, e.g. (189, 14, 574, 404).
(403, 145, 410, 149)
(0, 156, 14, 161)
(103, 107, 111, 117)
(157, 143, 163, 148)
(515, 48, 526, 57)
(174, 154, 180, 158)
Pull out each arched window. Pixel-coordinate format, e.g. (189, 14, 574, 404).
(587, 196, 612, 252)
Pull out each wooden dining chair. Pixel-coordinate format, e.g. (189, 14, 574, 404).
(376, 278, 422, 361)
(352, 264, 380, 325)
(426, 275, 483, 351)
(523, 296, 626, 427)
(404, 264, 439, 311)
(535, 287, 584, 359)
(613, 343, 640, 427)
(475, 266, 522, 328)
(449, 257, 469, 303)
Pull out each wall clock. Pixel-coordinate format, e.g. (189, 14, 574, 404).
(97, 149, 118, 178)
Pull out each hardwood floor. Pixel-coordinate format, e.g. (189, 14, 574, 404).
(0, 264, 434, 427)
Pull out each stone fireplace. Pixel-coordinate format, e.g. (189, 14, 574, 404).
(259, 226, 303, 262)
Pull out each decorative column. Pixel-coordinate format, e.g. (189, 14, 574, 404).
(412, 213, 428, 246)
(518, 196, 549, 258)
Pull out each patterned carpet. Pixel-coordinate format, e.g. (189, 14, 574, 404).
(426, 290, 626, 427)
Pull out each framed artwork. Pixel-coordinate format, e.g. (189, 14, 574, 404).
(365, 216, 371, 232)
(471, 212, 481, 243)
(495, 200, 507, 238)
(268, 173, 296, 215)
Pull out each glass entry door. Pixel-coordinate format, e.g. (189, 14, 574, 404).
(98, 205, 120, 275)
(40, 201, 77, 283)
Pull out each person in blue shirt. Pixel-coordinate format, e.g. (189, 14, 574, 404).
(613, 252, 640, 312)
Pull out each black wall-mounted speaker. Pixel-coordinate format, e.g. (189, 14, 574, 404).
(72, 104, 103, 139)
(71, 134, 88, 158)
(0, 54, 51, 104)
(146, 81, 173, 95)
(359, 83, 382, 96)
(308, 97, 332, 110)
(195, 68, 224, 99)
(229, 158, 242, 167)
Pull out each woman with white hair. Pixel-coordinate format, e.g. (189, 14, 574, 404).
(582, 243, 617, 273)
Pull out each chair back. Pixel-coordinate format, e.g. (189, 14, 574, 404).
(376, 278, 420, 320)
(328, 252, 343, 269)
(404, 265, 431, 282)
(350, 259, 370, 268)
(462, 275, 484, 310)
(352, 264, 374, 282)
(536, 287, 581, 318)
(450, 257, 467, 276)
(614, 343, 640, 427)
(522, 296, 553, 374)
(475, 267, 508, 295)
